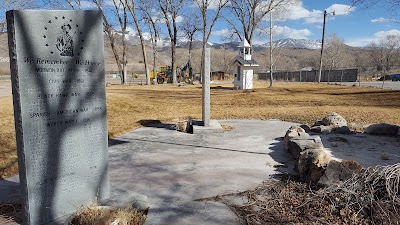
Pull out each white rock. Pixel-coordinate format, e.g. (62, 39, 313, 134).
(322, 112, 347, 127)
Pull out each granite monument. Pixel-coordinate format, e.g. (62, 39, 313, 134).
(7, 10, 109, 224)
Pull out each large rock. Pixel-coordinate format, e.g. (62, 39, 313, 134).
(322, 112, 347, 127)
(287, 136, 323, 160)
(284, 125, 306, 151)
(310, 125, 333, 133)
(333, 126, 352, 134)
(319, 160, 363, 186)
(365, 123, 400, 136)
(298, 146, 332, 183)
(299, 124, 311, 133)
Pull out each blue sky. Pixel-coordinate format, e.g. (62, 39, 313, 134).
(2, 0, 399, 47)
(209, 0, 400, 46)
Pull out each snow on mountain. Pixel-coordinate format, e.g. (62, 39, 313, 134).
(113, 31, 322, 50)
(258, 38, 321, 49)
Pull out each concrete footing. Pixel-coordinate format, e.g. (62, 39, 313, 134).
(192, 120, 224, 134)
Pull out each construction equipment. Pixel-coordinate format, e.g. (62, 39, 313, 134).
(150, 62, 192, 84)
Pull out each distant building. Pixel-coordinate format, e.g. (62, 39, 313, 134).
(231, 39, 258, 89)
(211, 71, 225, 80)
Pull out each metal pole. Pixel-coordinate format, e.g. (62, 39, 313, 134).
(269, 12, 273, 87)
(318, 11, 327, 83)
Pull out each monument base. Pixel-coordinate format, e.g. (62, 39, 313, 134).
(192, 120, 224, 134)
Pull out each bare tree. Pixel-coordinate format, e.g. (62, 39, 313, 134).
(41, 0, 83, 9)
(1, 0, 36, 33)
(367, 41, 385, 71)
(158, 0, 184, 84)
(139, 0, 161, 84)
(180, 10, 202, 82)
(367, 34, 400, 72)
(226, 0, 296, 44)
(93, 0, 127, 84)
(127, 0, 150, 85)
(324, 33, 347, 69)
(194, 0, 228, 75)
(113, 0, 129, 84)
(380, 34, 400, 71)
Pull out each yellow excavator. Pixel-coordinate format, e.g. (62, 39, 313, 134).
(150, 62, 192, 84)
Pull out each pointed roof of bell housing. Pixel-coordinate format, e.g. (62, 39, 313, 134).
(238, 38, 251, 48)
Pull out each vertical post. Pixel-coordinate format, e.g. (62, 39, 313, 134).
(382, 66, 386, 89)
(300, 70, 302, 82)
(269, 12, 273, 87)
(318, 11, 327, 83)
(341, 69, 343, 83)
(202, 48, 211, 126)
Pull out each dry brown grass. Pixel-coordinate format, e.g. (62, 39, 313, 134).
(209, 164, 400, 225)
(0, 203, 22, 224)
(1, 81, 399, 179)
(70, 205, 146, 225)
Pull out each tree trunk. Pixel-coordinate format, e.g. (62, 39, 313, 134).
(171, 41, 177, 83)
(127, 1, 150, 85)
(108, 32, 124, 84)
(153, 38, 157, 85)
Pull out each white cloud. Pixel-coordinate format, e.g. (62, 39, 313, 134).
(142, 32, 152, 40)
(273, 26, 311, 39)
(375, 29, 400, 38)
(345, 29, 400, 47)
(213, 29, 230, 37)
(371, 17, 395, 23)
(274, 1, 322, 22)
(176, 15, 183, 23)
(273, 2, 354, 24)
(345, 37, 376, 47)
(326, 4, 354, 16)
(79, 1, 97, 9)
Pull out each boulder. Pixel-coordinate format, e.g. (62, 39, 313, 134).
(287, 136, 323, 160)
(322, 112, 347, 127)
(284, 125, 306, 151)
(319, 160, 363, 186)
(333, 126, 352, 134)
(313, 120, 324, 126)
(176, 120, 192, 133)
(298, 146, 332, 183)
(300, 124, 311, 133)
(365, 123, 400, 136)
(310, 125, 333, 133)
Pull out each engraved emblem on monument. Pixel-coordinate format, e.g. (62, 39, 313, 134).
(43, 15, 85, 56)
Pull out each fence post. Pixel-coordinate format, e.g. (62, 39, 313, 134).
(300, 70, 302, 82)
(341, 69, 343, 83)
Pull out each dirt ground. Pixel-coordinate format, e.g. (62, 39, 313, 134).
(0, 80, 11, 97)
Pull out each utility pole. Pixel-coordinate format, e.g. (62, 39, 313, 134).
(269, 11, 273, 88)
(318, 10, 335, 83)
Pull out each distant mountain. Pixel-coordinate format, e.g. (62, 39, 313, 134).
(114, 31, 323, 50)
(258, 38, 322, 49)
(177, 38, 322, 50)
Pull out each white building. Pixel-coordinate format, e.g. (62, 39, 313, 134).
(231, 39, 258, 90)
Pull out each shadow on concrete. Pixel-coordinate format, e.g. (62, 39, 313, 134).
(108, 139, 130, 147)
(123, 137, 269, 155)
(137, 119, 176, 130)
(268, 137, 297, 177)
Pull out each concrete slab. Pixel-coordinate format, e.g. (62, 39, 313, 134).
(107, 119, 298, 225)
(192, 119, 224, 134)
(0, 119, 299, 224)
